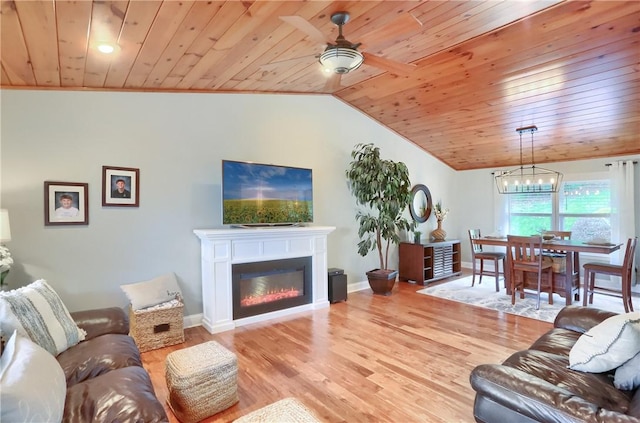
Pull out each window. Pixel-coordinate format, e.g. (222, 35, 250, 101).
(507, 178, 611, 242)
(508, 192, 552, 236)
(559, 180, 611, 242)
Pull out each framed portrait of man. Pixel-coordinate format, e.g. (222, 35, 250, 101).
(102, 166, 140, 207)
(44, 181, 89, 226)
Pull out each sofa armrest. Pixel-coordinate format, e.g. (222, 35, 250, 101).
(71, 307, 129, 340)
(470, 364, 636, 423)
(553, 305, 618, 334)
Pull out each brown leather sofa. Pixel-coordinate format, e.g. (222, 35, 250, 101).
(58, 307, 168, 422)
(470, 306, 640, 423)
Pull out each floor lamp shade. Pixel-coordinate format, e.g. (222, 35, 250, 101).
(0, 209, 11, 242)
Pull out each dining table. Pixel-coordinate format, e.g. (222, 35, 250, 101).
(472, 237, 623, 305)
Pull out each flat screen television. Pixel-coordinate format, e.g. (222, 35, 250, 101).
(222, 160, 313, 226)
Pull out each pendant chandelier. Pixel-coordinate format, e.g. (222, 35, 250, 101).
(495, 125, 563, 194)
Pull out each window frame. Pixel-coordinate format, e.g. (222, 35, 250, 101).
(506, 171, 611, 257)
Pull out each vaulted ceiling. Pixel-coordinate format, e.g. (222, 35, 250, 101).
(2, 1, 639, 170)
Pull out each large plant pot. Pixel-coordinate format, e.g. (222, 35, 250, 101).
(366, 269, 398, 296)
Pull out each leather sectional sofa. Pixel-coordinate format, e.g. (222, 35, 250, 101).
(470, 306, 639, 423)
(60, 307, 168, 422)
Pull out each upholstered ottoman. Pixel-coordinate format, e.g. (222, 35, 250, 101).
(165, 341, 239, 423)
(234, 398, 321, 423)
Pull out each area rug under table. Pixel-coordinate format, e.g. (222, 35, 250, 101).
(417, 275, 627, 323)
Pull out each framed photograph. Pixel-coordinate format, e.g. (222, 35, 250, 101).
(102, 166, 139, 207)
(44, 181, 89, 226)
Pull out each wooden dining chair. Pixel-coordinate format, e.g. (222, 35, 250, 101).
(468, 229, 506, 292)
(507, 235, 554, 310)
(583, 237, 637, 312)
(542, 230, 579, 276)
(542, 230, 572, 240)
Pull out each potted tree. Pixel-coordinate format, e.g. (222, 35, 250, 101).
(345, 143, 414, 295)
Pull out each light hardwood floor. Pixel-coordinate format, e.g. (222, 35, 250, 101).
(141, 273, 552, 422)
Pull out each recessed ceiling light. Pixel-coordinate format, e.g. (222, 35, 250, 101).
(97, 43, 115, 54)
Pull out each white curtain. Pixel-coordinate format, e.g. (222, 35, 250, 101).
(609, 160, 636, 285)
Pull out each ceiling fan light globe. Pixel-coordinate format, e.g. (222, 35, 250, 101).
(319, 47, 363, 74)
(97, 43, 116, 54)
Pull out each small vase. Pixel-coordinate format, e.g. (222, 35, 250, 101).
(431, 219, 447, 241)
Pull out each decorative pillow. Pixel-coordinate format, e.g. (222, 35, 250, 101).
(614, 351, 640, 390)
(0, 279, 86, 356)
(120, 272, 182, 310)
(0, 330, 66, 423)
(569, 312, 640, 373)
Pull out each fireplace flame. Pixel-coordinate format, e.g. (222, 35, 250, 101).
(240, 287, 302, 307)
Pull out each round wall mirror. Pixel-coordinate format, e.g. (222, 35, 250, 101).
(409, 184, 432, 223)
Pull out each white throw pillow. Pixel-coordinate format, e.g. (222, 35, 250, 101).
(0, 330, 66, 423)
(614, 351, 640, 390)
(120, 272, 182, 310)
(0, 279, 86, 356)
(569, 312, 640, 373)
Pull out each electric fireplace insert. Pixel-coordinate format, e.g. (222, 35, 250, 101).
(232, 256, 312, 320)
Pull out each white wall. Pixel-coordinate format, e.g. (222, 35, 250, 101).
(2, 90, 637, 315)
(0, 89, 454, 314)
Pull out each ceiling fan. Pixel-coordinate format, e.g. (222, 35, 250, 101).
(273, 11, 422, 90)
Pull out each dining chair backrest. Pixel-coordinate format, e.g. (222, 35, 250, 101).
(583, 237, 637, 313)
(622, 237, 637, 279)
(468, 229, 483, 255)
(543, 231, 571, 240)
(542, 231, 579, 274)
(507, 235, 544, 270)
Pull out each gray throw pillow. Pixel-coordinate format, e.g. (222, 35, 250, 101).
(120, 272, 182, 310)
(0, 279, 86, 356)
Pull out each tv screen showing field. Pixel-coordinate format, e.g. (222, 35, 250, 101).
(223, 161, 313, 225)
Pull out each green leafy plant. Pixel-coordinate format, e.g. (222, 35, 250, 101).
(346, 143, 415, 270)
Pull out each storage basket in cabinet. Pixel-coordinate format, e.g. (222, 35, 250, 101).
(129, 300, 185, 352)
(546, 253, 566, 273)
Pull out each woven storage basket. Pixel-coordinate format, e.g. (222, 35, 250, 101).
(129, 301, 184, 352)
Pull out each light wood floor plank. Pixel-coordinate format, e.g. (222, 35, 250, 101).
(141, 273, 552, 422)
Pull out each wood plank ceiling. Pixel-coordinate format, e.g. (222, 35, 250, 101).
(2, 1, 639, 170)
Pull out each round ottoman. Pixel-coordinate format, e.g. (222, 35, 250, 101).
(165, 341, 239, 423)
(234, 398, 321, 423)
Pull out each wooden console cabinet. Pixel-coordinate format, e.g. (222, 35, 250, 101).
(399, 240, 462, 285)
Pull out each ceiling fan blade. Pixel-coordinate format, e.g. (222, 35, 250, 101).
(324, 73, 342, 92)
(359, 13, 423, 51)
(279, 16, 331, 45)
(363, 53, 416, 76)
(260, 54, 318, 71)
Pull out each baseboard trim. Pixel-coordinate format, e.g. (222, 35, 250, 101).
(183, 313, 203, 329)
(348, 280, 371, 292)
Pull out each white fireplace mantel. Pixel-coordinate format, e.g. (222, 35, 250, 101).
(193, 226, 336, 333)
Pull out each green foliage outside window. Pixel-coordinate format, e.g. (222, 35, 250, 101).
(510, 216, 552, 236)
(507, 179, 611, 241)
(560, 181, 611, 214)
